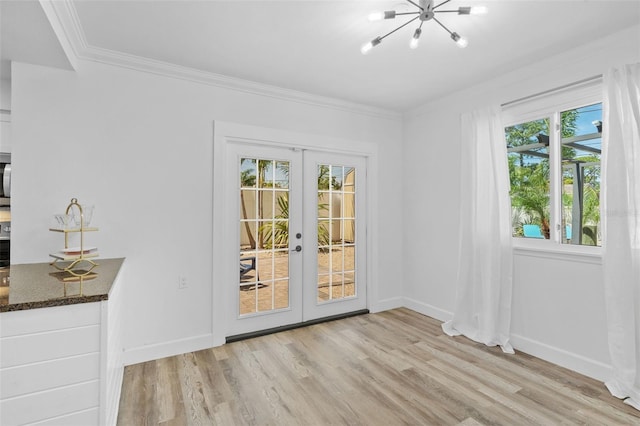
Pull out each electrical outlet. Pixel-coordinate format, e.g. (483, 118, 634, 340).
(178, 275, 188, 289)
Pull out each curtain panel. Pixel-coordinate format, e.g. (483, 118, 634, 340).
(442, 106, 514, 354)
(602, 63, 640, 411)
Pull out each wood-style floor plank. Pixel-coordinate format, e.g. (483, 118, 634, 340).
(117, 308, 640, 425)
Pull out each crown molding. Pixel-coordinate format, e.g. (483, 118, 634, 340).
(80, 44, 401, 120)
(41, 0, 401, 121)
(39, 0, 85, 70)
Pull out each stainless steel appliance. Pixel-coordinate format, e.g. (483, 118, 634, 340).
(0, 153, 10, 267)
(0, 153, 10, 205)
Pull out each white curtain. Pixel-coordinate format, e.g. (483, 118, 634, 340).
(602, 63, 640, 411)
(442, 106, 514, 354)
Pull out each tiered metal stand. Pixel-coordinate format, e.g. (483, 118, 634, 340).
(49, 198, 98, 295)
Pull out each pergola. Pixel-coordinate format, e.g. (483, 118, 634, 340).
(507, 123, 602, 244)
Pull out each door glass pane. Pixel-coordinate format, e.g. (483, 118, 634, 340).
(331, 247, 344, 272)
(318, 193, 330, 218)
(259, 160, 273, 188)
(274, 280, 289, 310)
(241, 159, 257, 188)
(331, 166, 343, 190)
(505, 118, 551, 239)
(561, 103, 602, 246)
(274, 191, 288, 217)
(317, 164, 357, 303)
(239, 157, 291, 316)
(343, 193, 355, 219)
(275, 161, 289, 188)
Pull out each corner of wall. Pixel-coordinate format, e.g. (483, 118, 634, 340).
(403, 297, 453, 323)
(123, 333, 221, 366)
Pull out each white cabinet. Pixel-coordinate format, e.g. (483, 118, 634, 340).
(0, 266, 124, 425)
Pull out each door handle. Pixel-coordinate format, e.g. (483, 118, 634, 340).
(291, 245, 302, 252)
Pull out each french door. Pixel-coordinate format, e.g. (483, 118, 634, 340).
(226, 143, 367, 336)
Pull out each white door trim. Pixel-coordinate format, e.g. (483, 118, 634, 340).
(212, 121, 379, 342)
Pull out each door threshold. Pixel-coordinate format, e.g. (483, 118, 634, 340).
(226, 309, 369, 344)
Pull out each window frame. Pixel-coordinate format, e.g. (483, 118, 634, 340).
(502, 80, 603, 259)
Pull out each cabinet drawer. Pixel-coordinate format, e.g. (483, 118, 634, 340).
(1, 352, 100, 399)
(0, 380, 99, 425)
(0, 302, 100, 337)
(1, 325, 100, 368)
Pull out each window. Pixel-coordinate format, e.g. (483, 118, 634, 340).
(505, 89, 602, 247)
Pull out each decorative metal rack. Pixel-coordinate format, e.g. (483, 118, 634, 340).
(49, 198, 99, 279)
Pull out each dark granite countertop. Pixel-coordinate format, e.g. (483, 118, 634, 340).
(0, 258, 125, 312)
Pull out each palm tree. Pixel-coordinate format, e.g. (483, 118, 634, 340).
(506, 111, 578, 238)
(259, 165, 334, 249)
(240, 166, 257, 249)
(240, 158, 290, 249)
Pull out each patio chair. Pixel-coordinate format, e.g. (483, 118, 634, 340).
(240, 256, 256, 278)
(239, 256, 265, 291)
(523, 224, 544, 239)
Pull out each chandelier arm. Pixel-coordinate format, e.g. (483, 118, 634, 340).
(433, 0, 453, 10)
(434, 10, 463, 13)
(405, 0, 424, 11)
(396, 12, 421, 16)
(432, 16, 454, 36)
(379, 15, 422, 41)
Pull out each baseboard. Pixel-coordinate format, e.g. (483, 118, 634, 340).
(370, 296, 404, 313)
(399, 299, 612, 382)
(122, 303, 612, 384)
(123, 333, 222, 366)
(510, 333, 612, 382)
(402, 297, 453, 323)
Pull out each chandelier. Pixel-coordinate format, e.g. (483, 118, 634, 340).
(361, 0, 487, 54)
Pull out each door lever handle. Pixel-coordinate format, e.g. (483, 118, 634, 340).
(291, 245, 302, 252)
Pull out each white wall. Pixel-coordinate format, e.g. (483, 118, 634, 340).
(0, 78, 10, 111)
(403, 25, 640, 380)
(11, 59, 403, 364)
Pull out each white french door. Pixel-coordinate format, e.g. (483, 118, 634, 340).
(302, 151, 367, 321)
(226, 142, 367, 337)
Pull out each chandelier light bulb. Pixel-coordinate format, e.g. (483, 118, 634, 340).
(458, 6, 488, 15)
(410, 28, 422, 49)
(470, 6, 488, 15)
(361, 37, 382, 54)
(451, 32, 468, 48)
(368, 10, 396, 21)
(368, 11, 384, 21)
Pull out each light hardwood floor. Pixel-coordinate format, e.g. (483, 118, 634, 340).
(117, 308, 640, 425)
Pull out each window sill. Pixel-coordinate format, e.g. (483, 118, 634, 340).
(512, 238, 602, 265)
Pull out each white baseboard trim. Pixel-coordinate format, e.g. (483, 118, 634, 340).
(123, 304, 612, 384)
(123, 333, 223, 366)
(510, 333, 612, 382)
(370, 296, 404, 313)
(402, 297, 453, 323)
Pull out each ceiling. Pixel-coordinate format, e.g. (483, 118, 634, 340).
(0, 1, 74, 82)
(1, 0, 639, 112)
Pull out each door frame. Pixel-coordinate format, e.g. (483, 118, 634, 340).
(212, 121, 378, 342)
